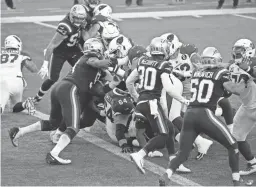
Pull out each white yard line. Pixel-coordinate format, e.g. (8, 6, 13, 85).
(2, 8, 256, 23)
(33, 22, 57, 29)
(34, 110, 201, 186)
(232, 14, 256, 20)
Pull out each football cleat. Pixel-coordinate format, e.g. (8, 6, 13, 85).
(130, 153, 145, 174)
(159, 173, 169, 186)
(9, 127, 20, 147)
(24, 97, 36, 115)
(240, 163, 256, 176)
(176, 164, 191, 173)
(196, 139, 213, 160)
(46, 153, 71, 165)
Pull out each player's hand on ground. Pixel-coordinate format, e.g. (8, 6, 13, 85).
(121, 143, 133, 153)
(38, 64, 49, 79)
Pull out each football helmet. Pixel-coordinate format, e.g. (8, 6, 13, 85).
(83, 38, 105, 56)
(4, 35, 22, 52)
(108, 35, 133, 58)
(87, 0, 101, 8)
(149, 37, 170, 60)
(100, 21, 120, 47)
(93, 4, 112, 18)
(232, 39, 256, 64)
(160, 33, 182, 60)
(69, 4, 88, 27)
(201, 47, 222, 65)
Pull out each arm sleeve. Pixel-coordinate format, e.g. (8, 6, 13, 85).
(126, 69, 140, 102)
(161, 73, 186, 103)
(56, 22, 72, 36)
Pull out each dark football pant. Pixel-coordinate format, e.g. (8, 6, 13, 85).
(35, 49, 83, 101)
(135, 100, 174, 154)
(168, 108, 239, 174)
(5, 0, 14, 8)
(50, 80, 81, 138)
(218, 0, 238, 7)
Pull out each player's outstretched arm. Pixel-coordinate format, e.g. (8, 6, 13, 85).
(86, 57, 113, 68)
(223, 81, 241, 96)
(126, 69, 139, 102)
(161, 73, 189, 104)
(24, 60, 38, 73)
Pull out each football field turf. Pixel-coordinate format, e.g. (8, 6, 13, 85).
(1, 1, 256, 186)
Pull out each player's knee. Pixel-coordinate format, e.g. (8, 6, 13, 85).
(64, 127, 77, 140)
(41, 79, 55, 91)
(41, 120, 57, 131)
(228, 142, 239, 154)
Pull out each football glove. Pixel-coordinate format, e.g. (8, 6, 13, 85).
(38, 61, 49, 79)
(121, 143, 133, 153)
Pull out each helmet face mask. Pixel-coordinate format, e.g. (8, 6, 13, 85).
(88, 0, 100, 8)
(232, 39, 256, 64)
(83, 38, 104, 56)
(70, 5, 87, 27)
(200, 47, 222, 67)
(4, 35, 22, 52)
(149, 37, 170, 60)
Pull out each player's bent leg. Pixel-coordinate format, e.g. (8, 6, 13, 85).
(47, 83, 81, 165)
(232, 106, 256, 176)
(34, 53, 66, 103)
(9, 120, 56, 147)
(218, 97, 234, 132)
(0, 79, 10, 114)
(203, 109, 241, 184)
(159, 127, 198, 186)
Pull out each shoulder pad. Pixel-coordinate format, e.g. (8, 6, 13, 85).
(214, 68, 230, 80)
(21, 51, 32, 61)
(180, 44, 198, 57)
(159, 61, 173, 74)
(57, 21, 73, 36)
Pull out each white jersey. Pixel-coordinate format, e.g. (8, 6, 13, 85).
(169, 53, 194, 98)
(228, 63, 256, 109)
(0, 48, 31, 77)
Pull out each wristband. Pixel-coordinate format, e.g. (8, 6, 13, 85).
(43, 60, 49, 67)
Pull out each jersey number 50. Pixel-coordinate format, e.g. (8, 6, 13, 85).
(138, 66, 157, 90)
(190, 79, 214, 103)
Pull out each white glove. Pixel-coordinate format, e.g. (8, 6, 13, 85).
(38, 61, 49, 79)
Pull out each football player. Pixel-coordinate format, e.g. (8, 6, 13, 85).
(104, 87, 135, 153)
(225, 39, 256, 176)
(126, 37, 190, 174)
(0, 35, 37, 114)
(82, 4, 120, 49)
(9, 38, 118, 165)
(159, 47, 241, 186)
(33, 4, 88, 103)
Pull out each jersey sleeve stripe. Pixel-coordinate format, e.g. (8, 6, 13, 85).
(214, 69, 229, 80)
(58, 22, 72, 33)
(159, 61, 168, 69)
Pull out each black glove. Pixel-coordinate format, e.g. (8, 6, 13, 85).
(121, 143, 133, 153)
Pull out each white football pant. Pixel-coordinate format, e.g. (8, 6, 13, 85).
(0, 77, 24, 113)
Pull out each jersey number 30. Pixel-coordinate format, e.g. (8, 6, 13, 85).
(190, 79, 214, 103)
(138, 66, 157, 90)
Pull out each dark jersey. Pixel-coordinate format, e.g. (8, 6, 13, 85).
(136, 56, 172, 101)
(189, 67, 231, 111)
(64, 52, 102, 93)
(105, 88, 134, 115)
(55, 14, 83, 52)
(180, 44, 198, 58)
